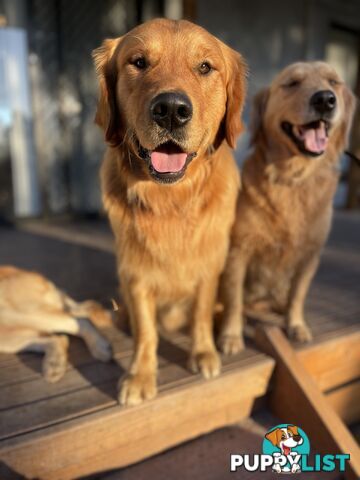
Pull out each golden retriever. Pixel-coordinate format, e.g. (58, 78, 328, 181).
(218, 62, 355, 354)
(93, 18, 247, 405)
(0, 266, 112, 382)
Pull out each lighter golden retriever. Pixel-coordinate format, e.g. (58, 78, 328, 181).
(93, 18, 247, 405)
(0, 266, 112, 382)
(218, 62, 355, 354)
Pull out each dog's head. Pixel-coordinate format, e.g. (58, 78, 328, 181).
(93, 18, 247, 184)
(265, 425, 303, 455)
(251, 61, 355, 160)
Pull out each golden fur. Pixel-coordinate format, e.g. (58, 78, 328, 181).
(93, 18, 247, 405)
(218, 62, 355, 354)
(0, 266, 112, 382)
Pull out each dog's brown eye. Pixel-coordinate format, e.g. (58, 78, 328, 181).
(286, 79, 300, 88)
(199, 62, 212, 75)
(132, 57, 147, 70)
(329, 78, 339, 87)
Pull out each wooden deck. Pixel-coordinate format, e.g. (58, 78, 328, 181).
(0, 211, 359, 479)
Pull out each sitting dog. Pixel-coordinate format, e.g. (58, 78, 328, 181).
(93, 18, 247, 405)
(0, 266, 112, 382)
(265, 425, 303, 473)
(218, 62, 355, 354)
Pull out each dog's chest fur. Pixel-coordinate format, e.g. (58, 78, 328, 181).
(102, 146, 239, 300)
(240, 160, 338, 306)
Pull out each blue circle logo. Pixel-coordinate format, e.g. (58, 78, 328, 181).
(262, 424, 310, 473)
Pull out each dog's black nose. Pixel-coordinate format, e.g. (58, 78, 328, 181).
(310, 90, 337, 114)
(293, 435, 301, 442)
(150, 92, 193, 130)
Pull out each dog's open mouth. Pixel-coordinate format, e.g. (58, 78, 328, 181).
(282, 446, 291, 456)
(139, 141, 196, 184)
(151, 142, 188, 173)
(282, 120, 330, 157)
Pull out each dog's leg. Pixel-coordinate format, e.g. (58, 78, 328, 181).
(286, 254, 319, 342)
(189, 275, 221, 379)
(217, 247, 247, 355)
(62, 294, 113, 359)
(119, 281, 158, 406)
(0, 309, 111, 362)
(42, 335, 69, 383)
(0, 329, 69, 383)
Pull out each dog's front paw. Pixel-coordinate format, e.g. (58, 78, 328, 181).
(118, 373, 157, 406)
(287, 324, 313, 343)
(189, 350, 221, 379)
(43, 335, 69, 383)
(217, 334, 244, 355)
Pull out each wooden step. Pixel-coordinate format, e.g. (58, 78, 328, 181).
(0, 343, 274, 480)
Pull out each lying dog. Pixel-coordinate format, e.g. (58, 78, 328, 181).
(265, 425, 303, 473)
(0, 266, 112, 382)
(219, 62, 355, 353)
(93, 18, 247, 405)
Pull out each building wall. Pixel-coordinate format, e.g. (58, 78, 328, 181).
(198, 0, 307, 101)
(27, 0, 138, 215)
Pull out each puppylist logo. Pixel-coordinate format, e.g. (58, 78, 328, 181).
(230, 424, 350, 474)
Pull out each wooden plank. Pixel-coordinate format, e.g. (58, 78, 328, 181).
(0, 346, 261, 441)
(0, 362, 123, 411)
(297, 326, 360, 391)
(0, 328, 190, 388)
(256, 325, 360, 480)
(327, 380, 360, 425)
(0, 360, 190, 440)
(0, 354, 274, 480)
(247, 321, 360, 391)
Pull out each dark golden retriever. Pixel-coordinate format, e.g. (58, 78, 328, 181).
(218, 62, 355, 354)
(93, 18, 247, 405)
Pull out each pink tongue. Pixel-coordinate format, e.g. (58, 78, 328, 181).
(150, 150, 187, 173)
(283, 446, 291, 456)
(302, 122, 328, 154)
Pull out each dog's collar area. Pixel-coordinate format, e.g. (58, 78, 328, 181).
(138, 141, 197, 184)
(281, 120, 330, 158)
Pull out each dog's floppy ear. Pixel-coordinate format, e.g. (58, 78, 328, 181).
(92, 38, 123, 145)
(265, 428, 282, 446)
(218, 44, 247, 149)
(250, 87, 270, 145)
(288, 425, 299, 436)
(338, 84, 356, 149)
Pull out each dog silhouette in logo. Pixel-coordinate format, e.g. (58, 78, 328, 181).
(265, 425, 303, 473)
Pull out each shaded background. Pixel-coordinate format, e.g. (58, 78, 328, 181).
(0, 0, 359, 219)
